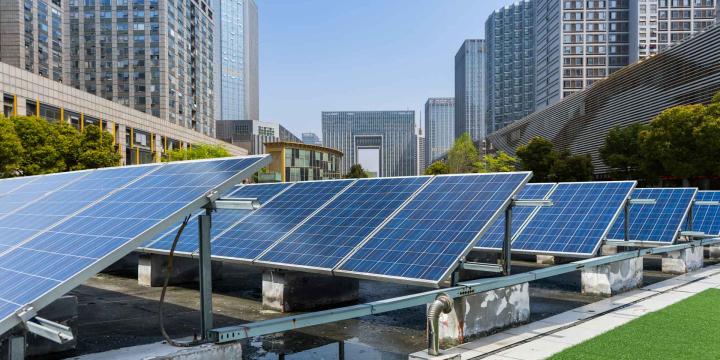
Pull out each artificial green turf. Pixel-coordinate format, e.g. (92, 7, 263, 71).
(550, 288, 720, 360)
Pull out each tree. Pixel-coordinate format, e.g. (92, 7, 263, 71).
(74, 125, 121, 170)
(11, 116, 66, 175)
(638, 104, 708, 185)
(712, 90, 720, 105)
(551, 151, 594, 182)
(447, 132, 479, 173)
(164, 144, 231, 162)
(479, 151, 518, 173)
(344, 164, 369, 178)
(0, 116, 23, 177)
(515, 136, 557, 182)
(599, 124, 646, 180)
(424, 161, 450, 175)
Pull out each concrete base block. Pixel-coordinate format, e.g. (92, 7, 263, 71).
(582, 257, 643, 296)
(708, 245, 720, 260)
(65, 337, 242, 360)
(262, 270, 359, 312)
(662, 246, 703, 274)
(433, 283, 530, 348)
(25, 295, 78, 357)
(601, 245, 618, 255)
(138, 254, 223, 287)
(536, 255, 556, 265)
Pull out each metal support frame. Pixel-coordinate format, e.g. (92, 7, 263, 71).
(623, 198, 657, 242)
(3, 336, 24, 360)
(198, 209, 213, 340)
(15, 307, 73, 344)
(209, 237, 720, 345)
(502, 205, 512, 275)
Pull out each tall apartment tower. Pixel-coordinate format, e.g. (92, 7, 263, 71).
(535, 0, 630, 111)
(424, 98, 455, 164)
(455, 39, 486, 142)
(64, 0, 216, 136)
(485, 0, 535, 135)
(0, 0, 63, 81)
(213, 0, 259, 121)
(630, 0, 718, 62)
(322, 111, 416, 177)
(416, 127, 426, 175)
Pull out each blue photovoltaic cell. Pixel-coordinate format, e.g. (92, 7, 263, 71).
(0, 156, 266, 328)
(0, 176, 40, 196)
(212, 180, 354, 260)
(689, 191, 720, 236)
(257, 177, 431, 269)
(0, 167, 157, 252)
(607, 188, 696, 243)
(474, 183, 556, 250)
(143, 182, 292, 253)
(338, 173, 531, 283)
(512, 181, 635, 256)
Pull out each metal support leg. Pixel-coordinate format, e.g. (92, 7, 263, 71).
(624, 201, 630, 242)
(4, 336, 25, 360)
(503, 205, 513, 276)
(687, 205, 693, 232)
(198, 211, 213, 340)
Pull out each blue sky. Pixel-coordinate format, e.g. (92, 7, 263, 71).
(257, 0, 512, 137)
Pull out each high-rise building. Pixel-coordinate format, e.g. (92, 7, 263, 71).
(216, 119, 300, 155)
(416, 127, 426, 175)
(630, 0, 718, 63)
(0, 0, 64, 81)
(424, 98, 455, 164)
(534, 0, 630, 111)
(322, 111, 416, 177)
(213, 0, 259, 121)
(455, 39, 486, 142)
(485, 0, 535, 135)
(302, 132, 322, 145)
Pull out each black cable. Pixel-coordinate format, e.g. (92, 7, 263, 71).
(159, 214, 210, 347)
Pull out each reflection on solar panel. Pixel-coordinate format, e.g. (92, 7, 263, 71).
(336, 172, 531, 284)
(690, 191, 720, 236)
(0, 156, 269, 335)
(142, 182, 292, 254)
(474, 183, 557, 250)
(607, 188, 696, 243)
(256, 177, 431, 270)
(212, 180, 354, 261)
(0, 175, 40, 196)
(512, 181, 635, 257)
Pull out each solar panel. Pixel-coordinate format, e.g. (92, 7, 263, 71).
(689, 191, 720, 236)
(256, 177, 431, 270)
(211, 180, 355, 261)
(0, 175, 40, 196)
(141, 182, 292, 254)
(335, 172, 531, 285)
(474, 183, 557, 250)
(606, 188, 696, 243)
(0, 156, 269, 335)
(0, 166, 158, 252)
(512, 181, 636, 257)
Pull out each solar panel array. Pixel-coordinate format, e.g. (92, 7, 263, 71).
(690, 191, 720, 236)
(0, 156, 270, 336)
(607, 188, 696, 243)
(512, 181, 636, 257)
(474, 183, 557, 250)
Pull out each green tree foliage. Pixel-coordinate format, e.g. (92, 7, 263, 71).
(515, 137, 557, 181)
(344, 164, 369, 178)
(711, 90, 720, 104)
(164, 143, 231, 162)
(599, 124, 647, 180)
(424, 161, 450, 175)
(75, 125, 121, 170)
(447, 132, 480, 173)
(0, 117, 23, 177)
(11, 116, 66, 175)
(479, 151, 518, 173)
(551, 151, 594, 182)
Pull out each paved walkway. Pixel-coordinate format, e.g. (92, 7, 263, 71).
(411, 264, 720, 360)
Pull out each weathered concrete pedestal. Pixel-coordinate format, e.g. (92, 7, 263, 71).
(707, 245, 720, 260)
(432, 283, 530, 348)
(581, 257, 643, 296)
(662, 246, 703, 274)
(138, 254, 223, 287)
(262, 270, 359, 312)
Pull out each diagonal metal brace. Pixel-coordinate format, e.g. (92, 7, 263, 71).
(16, 307, 74, 344)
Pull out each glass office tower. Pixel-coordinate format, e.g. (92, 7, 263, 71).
(455, 39, 486, 142)
(485, 0, 535, 135)
(212, 0, 259, 121)
(424, 98, 455, 164)
(322, 111, 416, 177)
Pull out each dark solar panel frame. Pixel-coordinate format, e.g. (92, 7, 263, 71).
(689, 191, 720, 236)
(0, 155, 270, 336)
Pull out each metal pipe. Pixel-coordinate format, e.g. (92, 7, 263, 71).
(503, 205, 513, 275)
(624, 201, 630, 242)
(198, 210, 213, 339)
(427, 293, 453, 356)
